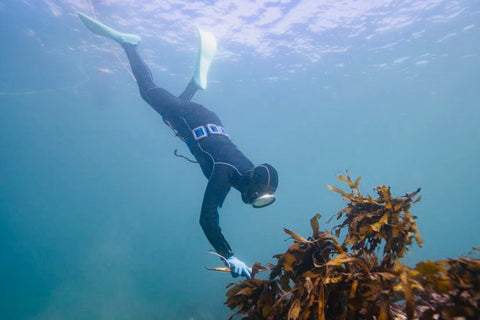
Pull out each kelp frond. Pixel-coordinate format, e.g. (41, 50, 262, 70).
(225, 172, 480, 320)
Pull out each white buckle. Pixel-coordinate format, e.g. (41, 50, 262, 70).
(192, 124, 228, 141)
(207, 124, 228, 137)
(193, 126, 207, 140)
(219, 127, 228, 135)
(207, 124, 221, 135)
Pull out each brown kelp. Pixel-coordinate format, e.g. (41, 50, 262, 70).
(225, 172, 480, 319)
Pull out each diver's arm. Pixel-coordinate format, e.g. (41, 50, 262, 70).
(199, 166, 233, 258)
(200, 166, 253, 279)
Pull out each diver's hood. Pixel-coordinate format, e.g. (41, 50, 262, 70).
(243, 163, 279, 208)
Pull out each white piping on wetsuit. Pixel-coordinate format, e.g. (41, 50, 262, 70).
(258, 164, 271, 186)
(215, 162, 242, 176)
(196, 143, 215, 180)
(181, 116, 243, 181)
(181, 117, 214, 179)
(196, 139, 244, 181)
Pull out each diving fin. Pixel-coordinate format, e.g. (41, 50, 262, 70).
(77, 12, 141, 46)
(192, 27, 217, 90)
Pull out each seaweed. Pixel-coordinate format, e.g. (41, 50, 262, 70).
(224, 172, 480, 319)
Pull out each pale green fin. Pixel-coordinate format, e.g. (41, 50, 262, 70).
(193, 28, 217, 90)
(77, 12, 141, 46)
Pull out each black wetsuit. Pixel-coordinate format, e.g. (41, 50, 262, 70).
(124, 45, 254, 258)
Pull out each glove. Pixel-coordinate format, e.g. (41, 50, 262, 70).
(226, 256, 252, 279)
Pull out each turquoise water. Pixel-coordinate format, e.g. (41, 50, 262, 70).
(1, 1, 479, 319)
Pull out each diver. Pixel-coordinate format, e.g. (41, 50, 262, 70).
(77, 13, 278, 279)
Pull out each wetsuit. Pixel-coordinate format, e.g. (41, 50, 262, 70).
(123, 44, 254, 258)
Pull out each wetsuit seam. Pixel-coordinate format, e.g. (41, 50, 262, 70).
(182, 116, 216, 181)
(195, 142, 243, 179)
(197, 143, 216, 180)
(180, 116, 242, 180)
(259, 164, 271, 186)
(215, 162, 243, 176)
(181, 116, 192, 131)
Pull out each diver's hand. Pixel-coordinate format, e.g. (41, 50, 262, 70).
(226, 256, 252, 279)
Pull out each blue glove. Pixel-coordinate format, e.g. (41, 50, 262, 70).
(226, 256, 252, 279)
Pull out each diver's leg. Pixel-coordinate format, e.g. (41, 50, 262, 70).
(122, 44, 157, 99)
(78, 12, 187, 113)
(178, 79, 200, 101)
(122, 44, 183, 116)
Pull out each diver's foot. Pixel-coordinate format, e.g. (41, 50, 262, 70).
(193, 27, 217, 90)
(77, 12, 141, 46)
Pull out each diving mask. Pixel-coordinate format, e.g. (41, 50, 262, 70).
(251, 193, 276, 208)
